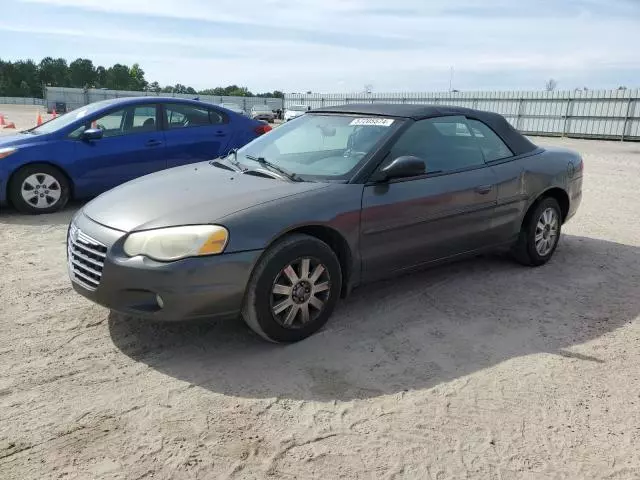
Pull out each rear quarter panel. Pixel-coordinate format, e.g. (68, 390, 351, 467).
(490, 146, 583, 241)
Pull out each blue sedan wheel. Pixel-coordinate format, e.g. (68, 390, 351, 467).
(9, 164, 70, 214)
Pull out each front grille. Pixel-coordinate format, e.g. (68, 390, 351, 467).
(67, 224, 107, 291)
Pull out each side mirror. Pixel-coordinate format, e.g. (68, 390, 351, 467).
(380, 156, 425, 180)
(82, 128, 103, 141)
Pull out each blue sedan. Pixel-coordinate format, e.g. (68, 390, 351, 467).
(0, 97, 272, 214)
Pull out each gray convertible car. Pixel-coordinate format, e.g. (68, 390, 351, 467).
(67, 104, 583, 343)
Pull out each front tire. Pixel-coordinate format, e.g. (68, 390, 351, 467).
(9, 164, 70, 214)
(513, 197, 562, 266)
(242, 234, 342, 343)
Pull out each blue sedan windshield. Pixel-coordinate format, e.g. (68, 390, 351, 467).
(237, 114, 402, 180)
(29, 100, 114, 135)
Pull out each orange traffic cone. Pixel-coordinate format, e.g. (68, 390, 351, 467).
(3, 122, 16, 129)
(0, 114, 5, 126)
(52, 109, 57, 119)
(36, 113, 43, 126)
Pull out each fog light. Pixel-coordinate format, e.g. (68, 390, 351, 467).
(156, 294, 164, 309)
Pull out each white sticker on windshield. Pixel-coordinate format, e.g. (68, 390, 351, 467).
(350, 118, 394, 127)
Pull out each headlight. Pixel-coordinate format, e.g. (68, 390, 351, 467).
(0, 147, 18, 160)
(123, 225, 229, 261)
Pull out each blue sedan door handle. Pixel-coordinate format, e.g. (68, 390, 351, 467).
(475, 184, 493, 194)
(146, 139, 163, 147)
(214, 131, 227, 137)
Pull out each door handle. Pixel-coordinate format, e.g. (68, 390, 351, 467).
(214, 131, 226, 137)
(146, 139, 162, 147)
(475, 185, 493, 194)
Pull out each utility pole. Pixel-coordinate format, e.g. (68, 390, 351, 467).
(449, 66, 454, 92)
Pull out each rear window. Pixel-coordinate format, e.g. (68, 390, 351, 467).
(467, 119, 513, 161)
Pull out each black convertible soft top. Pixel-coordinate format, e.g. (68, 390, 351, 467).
(311, 103, 538, 156)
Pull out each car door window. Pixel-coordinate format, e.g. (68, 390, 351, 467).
(131, 106, 157, 132)
(386, 116, 485, 174)
(165, 103, 226, 129)
(93, 108, 127, 138)
(208, 108, 226, 125)
(466, 119, 513, 161)
(91, 105, 157, 138)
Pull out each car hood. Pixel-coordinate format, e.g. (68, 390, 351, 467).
(0, 133, 47, 147)
(82, 161, 328, 232)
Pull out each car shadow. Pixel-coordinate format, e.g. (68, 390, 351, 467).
(108, 234, 640, 401)
(0, 201, 81, 226)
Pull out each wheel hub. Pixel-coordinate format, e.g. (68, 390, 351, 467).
(21, 173, 61, 209)
(292, 281, 311, 304)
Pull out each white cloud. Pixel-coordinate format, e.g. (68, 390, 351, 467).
(9, 0, 640, 92)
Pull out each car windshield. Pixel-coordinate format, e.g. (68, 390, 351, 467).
(28, 101, 112, 135)
(235, 114, 402, 181)
(288, 105, 308, 112)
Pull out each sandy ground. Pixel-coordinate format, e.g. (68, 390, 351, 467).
(1, 137, 640, 480)
(0, 104, 49, 135)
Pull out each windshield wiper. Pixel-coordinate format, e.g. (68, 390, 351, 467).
(210, 149, 244, 172)
(245, 155, 301, 182)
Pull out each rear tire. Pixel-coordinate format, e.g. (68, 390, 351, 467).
(242, 234, 342, 343)
(9, 164, 70, 214)
(513, 197, 562, 266)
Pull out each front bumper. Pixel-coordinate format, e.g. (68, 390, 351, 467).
(68, 212, 263, 321)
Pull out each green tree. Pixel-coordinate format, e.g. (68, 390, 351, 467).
(0, 60, 41, 97)
(129, 63, 147, 90)
(94, 66, 108, 88)
(0, 56, 285, 99)
(39, 57, 69, 87)
(171, 83, 196, 94)
(146, 81, 161, 93)
(106, 64, 131, 90)
(69, 58, 95, 88)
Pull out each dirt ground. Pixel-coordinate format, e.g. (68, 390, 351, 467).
(1, 136, 639, 480)
(0, 104, 49, 135)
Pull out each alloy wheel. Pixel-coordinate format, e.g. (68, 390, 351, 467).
(270, 257, 331, 329)
(535, 207, 559, 256)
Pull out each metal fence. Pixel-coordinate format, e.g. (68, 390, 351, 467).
(0, 96, 45, 106)
(286, 89, 640, 141)
(45, 87, 284, 113)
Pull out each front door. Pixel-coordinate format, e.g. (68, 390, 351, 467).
(72, 104, 166, 196)
(360, 116, 499, 281)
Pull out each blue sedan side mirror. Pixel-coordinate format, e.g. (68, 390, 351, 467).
(82, 128, 104, 141)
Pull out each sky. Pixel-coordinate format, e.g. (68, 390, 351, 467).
(0, 0, 639, 93)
